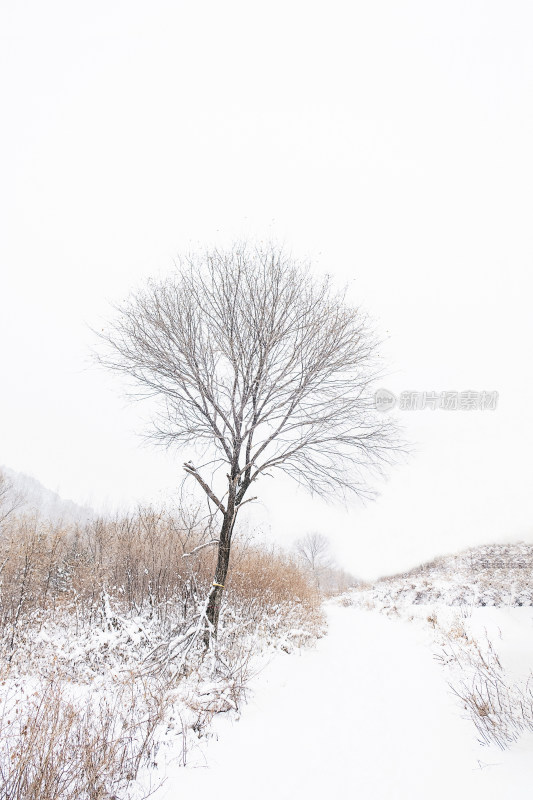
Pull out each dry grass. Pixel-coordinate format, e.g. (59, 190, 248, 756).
(431, 616, 533, 750)
(450, 655, 533, 750)
(229, 542, 316, 604)
(0, 675, 173, 800)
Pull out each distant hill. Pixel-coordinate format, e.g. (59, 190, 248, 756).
(367, 543, 533, 607)
(0, 466, 95, 525)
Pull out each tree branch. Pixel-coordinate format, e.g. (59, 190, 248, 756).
(183, 464, 227, 514)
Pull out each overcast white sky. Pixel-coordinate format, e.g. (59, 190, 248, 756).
(1, 1, 532, 578)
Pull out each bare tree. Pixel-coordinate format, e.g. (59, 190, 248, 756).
(96, 242, 399, 644)
(295, 532, 333, 592)
(0, 469, 24, 527)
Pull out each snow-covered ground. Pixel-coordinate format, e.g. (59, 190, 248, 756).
(152, 602, 533, 800)
(2, 520, 532, 797)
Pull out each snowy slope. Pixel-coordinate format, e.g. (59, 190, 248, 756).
(368, 542, 533, 607)
(1, 465, 94, 524)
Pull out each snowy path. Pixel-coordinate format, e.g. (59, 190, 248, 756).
(159, 604, 533, 799)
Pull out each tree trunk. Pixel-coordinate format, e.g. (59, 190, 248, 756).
(204, 473, 249, 646)
(204, 512, 234, 645)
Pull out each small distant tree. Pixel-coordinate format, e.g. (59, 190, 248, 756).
(96, 243, 399, 646)
(295, 533, 333, 592)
